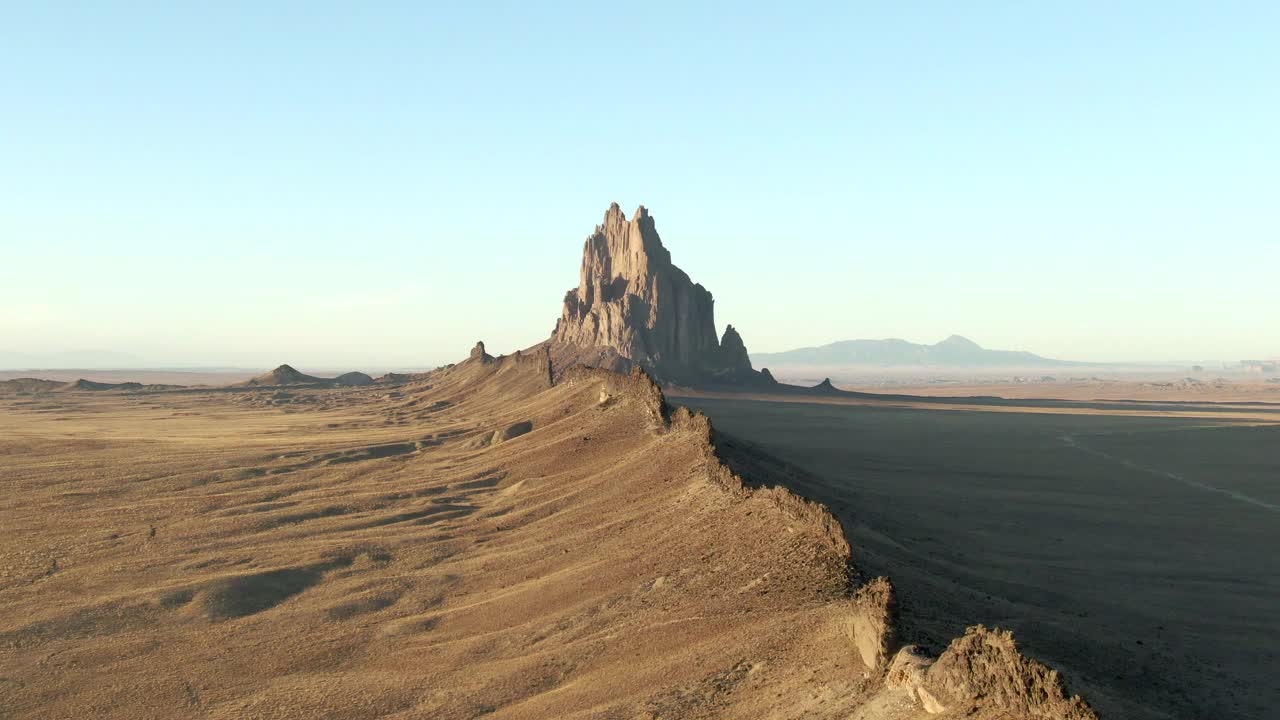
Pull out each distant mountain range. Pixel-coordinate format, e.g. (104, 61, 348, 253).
(751, 335, 1077, 368)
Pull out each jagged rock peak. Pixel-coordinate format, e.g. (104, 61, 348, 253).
(553, 204, 715, 379)
(548, 203, 770, 387)
(470, 341, 494, 364)
(719, 325, 753, 375)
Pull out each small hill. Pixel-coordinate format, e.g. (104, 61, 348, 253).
(60, 379, 145, 392)
(753, 335, 1075, 368)
(239, 364, 325, 387)
(0, 378, 65, 393)
(332, 371, 374, 387)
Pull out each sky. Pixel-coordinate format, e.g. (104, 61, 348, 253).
(2, 2, 1277, 368)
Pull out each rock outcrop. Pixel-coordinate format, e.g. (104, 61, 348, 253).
(548, 203, 773, 386)
(469, 341, 494, 364)
(886, 626, 1096, 719)
(717, 324, 753, 377)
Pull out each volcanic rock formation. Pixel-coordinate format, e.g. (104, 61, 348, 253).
(547, 203, 773, 386)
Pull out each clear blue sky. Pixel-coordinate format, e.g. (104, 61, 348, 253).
(3, 2, 1276, 367)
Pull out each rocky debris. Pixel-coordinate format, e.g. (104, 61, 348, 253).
(548, 203, 770, 386)
(333, 371, 374, 387)
(887, 647, 949, 713)
(928, 626, 1096, 718)
(886, 626, 1096, 718)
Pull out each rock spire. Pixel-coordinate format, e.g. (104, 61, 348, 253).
(548, 203, 771, 386)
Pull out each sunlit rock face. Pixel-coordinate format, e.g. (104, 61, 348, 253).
(550, 203, 771, 386)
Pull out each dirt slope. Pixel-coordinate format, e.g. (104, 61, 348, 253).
(0, 351, 1093, 719)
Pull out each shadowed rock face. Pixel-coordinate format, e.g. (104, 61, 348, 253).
(718, 324, 752, 376)
(550, 203, 772, 386)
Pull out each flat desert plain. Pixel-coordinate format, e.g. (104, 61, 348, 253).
(679, 393, 1280, 720)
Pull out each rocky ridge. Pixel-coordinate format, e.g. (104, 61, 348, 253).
(448, 343, 1098, 718)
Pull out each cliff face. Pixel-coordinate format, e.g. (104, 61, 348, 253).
(550, 203, 771, 385)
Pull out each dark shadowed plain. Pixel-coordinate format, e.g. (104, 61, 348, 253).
(680, 395, 1280, 720)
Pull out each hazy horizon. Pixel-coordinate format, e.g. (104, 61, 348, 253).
(0, 332, 1273, 372)
(4, 4, 1277, 366)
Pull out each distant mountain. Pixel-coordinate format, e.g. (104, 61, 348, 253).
(751, 335, 1075, 368)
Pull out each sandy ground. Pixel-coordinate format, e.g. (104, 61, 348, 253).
(679, 394, 1280, 720)
(4, 357, 1061, 720)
